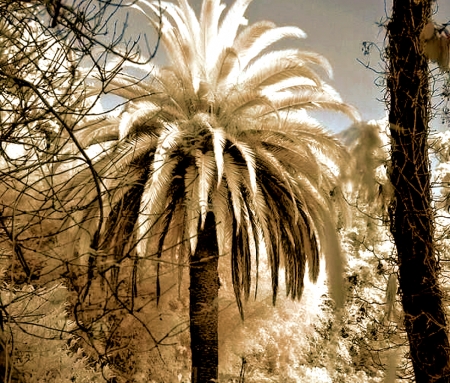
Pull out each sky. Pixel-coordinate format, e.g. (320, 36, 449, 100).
(245, 0, 389, 130)
(126, 0, 450, 132)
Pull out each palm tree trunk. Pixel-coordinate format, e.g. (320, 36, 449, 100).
(190, 212, 219, 383)
(387, 1, 450, 382)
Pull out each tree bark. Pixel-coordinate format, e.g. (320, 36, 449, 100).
(190, 212, 219, 383)
(387, 1, 450, 382)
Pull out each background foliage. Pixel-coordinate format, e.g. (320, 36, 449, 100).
(2, 1, 450, 382)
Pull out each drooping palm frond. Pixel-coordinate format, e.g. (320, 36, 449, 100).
(63, 0, 359, 314)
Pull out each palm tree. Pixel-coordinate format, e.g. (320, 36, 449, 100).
(61, 0, 359, 381)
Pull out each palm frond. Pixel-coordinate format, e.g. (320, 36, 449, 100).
(209, 126, 226, 188)
(137, 156, 178, 257)
(134, 1, 196, 84)
(228, 139, 257, 195)
(256, 146, 302, 220)
(321, 217, 345, 308)
(211, 181, 233, 259)
(221, 89, 273, 116)
(200, 0, 226, 62)
(260, 89, 361, 121)
(176, 0, 202, 46)
(217, 0, 252, 49)
(213, 47, 240, 88)
(194, 149, 215, 229)
(232, 20, 276, 53)
(96, 134, 158, 181)
(240, 58, 323, 90)
(74, 117, 120, 147)
(184, 164, 200, 255)
(103, 69, 161, 101)
(118, 102, 161, 139)
(222, 153, 244, 230)
(229, 26, 307, 82)
(100, 176, 146, 257)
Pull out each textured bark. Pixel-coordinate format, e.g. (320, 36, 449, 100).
(387, 1, 450, 382)
(190, 213, 219, 383)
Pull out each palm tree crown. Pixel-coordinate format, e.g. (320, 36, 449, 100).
(64, 0, 359, 314)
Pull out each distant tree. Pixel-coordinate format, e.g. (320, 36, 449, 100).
(60, 0, 359, 381)
(387, 0, 450, 381)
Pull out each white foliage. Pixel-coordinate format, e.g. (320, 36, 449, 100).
(0, 284, 106, 382)
(421, 21, 450, 71)
(340, 117, 391, 205)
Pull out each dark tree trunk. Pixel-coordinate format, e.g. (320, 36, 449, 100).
(190, 212, 219, 383)
(387, 1, 450, 382)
